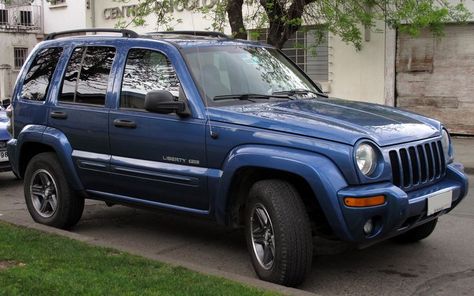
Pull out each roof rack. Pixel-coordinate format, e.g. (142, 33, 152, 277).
(45, 28, 139, 40)
(147, 31, 231, 39)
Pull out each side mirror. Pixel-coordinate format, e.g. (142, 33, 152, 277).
(144, 90, 189, 116)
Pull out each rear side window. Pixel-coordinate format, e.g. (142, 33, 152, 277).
(120, 48, 180, 110)
(59, 46, 116, 106)
(20, 47, 63, 101)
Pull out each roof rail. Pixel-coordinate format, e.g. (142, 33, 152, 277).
(148, 31, 231, 39)
(45, 28, 139, 40)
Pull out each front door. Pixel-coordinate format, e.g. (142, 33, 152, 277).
(107, 47, 208, 211)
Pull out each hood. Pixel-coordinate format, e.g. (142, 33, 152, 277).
(208, 98, 441, 147)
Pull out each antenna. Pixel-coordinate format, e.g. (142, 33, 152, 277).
(190, 11, 217, 139)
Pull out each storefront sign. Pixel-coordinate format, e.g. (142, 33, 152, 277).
(103, 0, 218, 20)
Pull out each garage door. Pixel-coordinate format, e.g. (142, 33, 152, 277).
(396, 24, 474, 135)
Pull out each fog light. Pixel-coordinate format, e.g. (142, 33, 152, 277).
(363, 219, 374, 235)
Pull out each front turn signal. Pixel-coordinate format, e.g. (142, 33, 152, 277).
(344, 195, 386, 207)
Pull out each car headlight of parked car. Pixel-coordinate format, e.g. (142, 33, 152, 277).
(355, 142, 378, 176)
(441, 129, 453, 163)
(6, 104, 13, 137)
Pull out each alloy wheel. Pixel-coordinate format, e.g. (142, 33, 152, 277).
(250, 203, 276, 270)
(29, 169, 59, 218)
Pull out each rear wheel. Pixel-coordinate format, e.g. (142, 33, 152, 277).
(393, 218, 438, 243)
(24, 152, 84, 229)
(245, 179, 313, 287)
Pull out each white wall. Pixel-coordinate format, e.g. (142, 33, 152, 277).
(328, 22, 387, 104)
(42, 0, 88, 34)
(0, 33, 39, 99)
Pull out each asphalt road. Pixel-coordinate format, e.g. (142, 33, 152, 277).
(0, 171, 472, 296)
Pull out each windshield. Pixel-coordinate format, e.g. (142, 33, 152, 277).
(182, 46, 320, 106)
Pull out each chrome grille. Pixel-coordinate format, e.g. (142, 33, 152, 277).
(389, 140, 446, 190)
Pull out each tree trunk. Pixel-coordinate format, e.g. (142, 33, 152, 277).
(226, 0, 247, 39)
(261, 0, 313, 48)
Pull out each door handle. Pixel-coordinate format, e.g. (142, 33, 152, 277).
(113, 119, 137, 129)
(50, 111, 68, 119)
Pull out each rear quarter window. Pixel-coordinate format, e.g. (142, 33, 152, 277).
(20, 47, 63, 101)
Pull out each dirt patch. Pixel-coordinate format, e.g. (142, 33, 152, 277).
(0, 260, 25, 270)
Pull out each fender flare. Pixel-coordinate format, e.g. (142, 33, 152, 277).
(12, 125, 84, 191)
(214, 144, 352, 240)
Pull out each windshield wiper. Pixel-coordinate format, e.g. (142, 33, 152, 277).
(213, 93, 293, 102)
(273, 89, 327, 98)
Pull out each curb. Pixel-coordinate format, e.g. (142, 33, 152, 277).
(0, 215, 318, 296)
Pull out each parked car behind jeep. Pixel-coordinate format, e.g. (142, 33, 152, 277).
(6, 29, 469, 287)
(0, 106, 11, 172)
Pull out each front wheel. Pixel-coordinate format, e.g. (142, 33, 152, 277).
(24, 152, 84, 229)
(245, 180, 313, 287)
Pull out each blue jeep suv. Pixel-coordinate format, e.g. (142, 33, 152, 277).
(6, 29, 469, 286)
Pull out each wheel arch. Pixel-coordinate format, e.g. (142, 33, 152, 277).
(214, 145, 352, 240)
(226, 166, 335, 236)
(14, 125, 84, 191)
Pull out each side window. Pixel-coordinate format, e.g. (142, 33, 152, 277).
(59, 46, 116, 106)
(120, 49, 180, 110)
(20, 47, 63, 101)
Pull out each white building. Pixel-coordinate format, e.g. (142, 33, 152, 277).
(2, 0, 474, 134)
(0, 0, 43, 104)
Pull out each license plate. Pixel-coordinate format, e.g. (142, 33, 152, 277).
(427, 190, 453, 216)
(0, 150, 8, 162)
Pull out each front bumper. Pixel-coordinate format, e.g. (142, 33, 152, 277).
(0, 161, 11, 172)
(337, 163, 469, 246)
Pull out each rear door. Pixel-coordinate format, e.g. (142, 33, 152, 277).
(107, 47, 209, 212)
(48, 45, 117, 191)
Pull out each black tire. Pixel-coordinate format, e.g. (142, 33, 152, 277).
(24, 152, 84, 229)
(393, 218, 438, 243)
(245, 179, 313, 287)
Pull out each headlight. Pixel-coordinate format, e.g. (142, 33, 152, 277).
(441, 129, 452, 161)
(356, 143, 377, 176)
(6, 104, 13, 136)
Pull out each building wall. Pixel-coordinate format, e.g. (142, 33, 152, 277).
(0, 33, 39, 101)
(396, 24, 474, 135)
(42, 0, 88, 34)
(93, 1, 226, 34)
(0, 0, 43, 101)
(328, 22, 387, 104)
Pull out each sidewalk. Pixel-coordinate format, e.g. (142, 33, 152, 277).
(453, 137, 474, 174)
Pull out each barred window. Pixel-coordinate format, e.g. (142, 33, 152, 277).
(19, 10, 31, 26)
(0, 9, 8, 25)
(251, 26, 329, 82)
(14, 47, 28, 69)
(49, 0, 66, 5)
